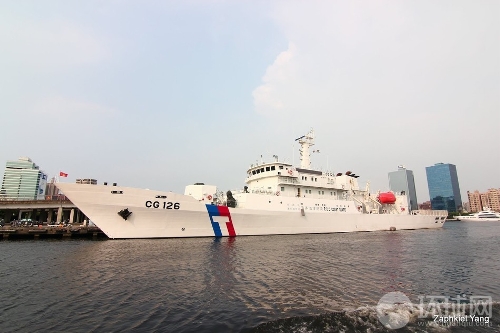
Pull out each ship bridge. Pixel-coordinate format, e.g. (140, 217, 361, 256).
(243, 129, 362, 199)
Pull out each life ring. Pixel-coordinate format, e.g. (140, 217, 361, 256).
(288, 169, 293, 175)
(207, 195, 212, 200)
(276, 191, 280, 196)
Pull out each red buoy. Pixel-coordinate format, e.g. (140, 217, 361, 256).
(378, 192, 396, 204)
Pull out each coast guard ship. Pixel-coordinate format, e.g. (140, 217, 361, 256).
(57, 130, 447, 239)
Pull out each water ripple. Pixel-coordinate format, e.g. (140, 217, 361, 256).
(0, 222, 499, 332)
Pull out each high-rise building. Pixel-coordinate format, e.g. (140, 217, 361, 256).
(488, 188, 500, 212)
(467, 188, 500, 212)
(0, 157, 48, 200)
(388, 165, 418, 210)
(467, 190, 482, 212)
(425, 163, 462, 212)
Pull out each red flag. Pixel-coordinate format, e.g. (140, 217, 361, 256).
(59, 172, 68, 177)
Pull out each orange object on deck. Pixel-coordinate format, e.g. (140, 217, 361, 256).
(378, 192, 396, 204)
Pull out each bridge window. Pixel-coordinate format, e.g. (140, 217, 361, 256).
(279, 166, 283, 170)
(271, 166, 275, 171)
(260, 168, 264, 173)
(281, 187, 285, 191)
(266, 166, 270, 171)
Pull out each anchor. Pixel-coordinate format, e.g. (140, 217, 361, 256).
(117, 208, 132, 220)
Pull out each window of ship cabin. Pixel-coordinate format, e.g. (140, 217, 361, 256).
(322, 191, 324, 195)
(252, 170, 256, 175)
(261, 168, 264, 172)
(266, 166, 270, 171)
(281, 187, 284, 191)
(279, 166, 283, 169)
(256, 169, 260, 174)
(305, 177, 307, 181)
(271, 166, 275, 171)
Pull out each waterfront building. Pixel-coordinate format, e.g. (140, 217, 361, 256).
(418, 201, 432, 210)
(0, 157, 48, 200)
(488, 189, 500, 212)
(388, 165, 418, 210)
(425, 163, 462, 212)
(468, 190, 482, 212)
(467, 188, 500, 212)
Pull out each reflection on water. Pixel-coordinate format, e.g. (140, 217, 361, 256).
(0, 222, 499, 332)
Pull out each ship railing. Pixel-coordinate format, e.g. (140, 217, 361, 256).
(349, 194, 365, 213)
(233, 188, 278, 194)
(411, 210, 448, 216)
(278, 177, 298, 184)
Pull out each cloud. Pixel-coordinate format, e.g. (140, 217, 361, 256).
(252, 43, 296, 115)
(33, 96, 117, 118)
(252, 1, 499, 120)
(251, 1, 499, 202)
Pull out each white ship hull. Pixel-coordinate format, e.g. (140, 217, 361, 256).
(57, 183, 446, 239)
(455, 216, 500, 222)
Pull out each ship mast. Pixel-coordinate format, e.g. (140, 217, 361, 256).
(295, 129, 314, 169)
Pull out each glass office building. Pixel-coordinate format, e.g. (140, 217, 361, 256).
(0, 157, 48, 200)
(388, 166, 418, 211)
(425, 163, 462, 212)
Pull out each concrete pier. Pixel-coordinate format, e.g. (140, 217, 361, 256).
(0, 199, 87, 224)
(0, 225, 107, 240)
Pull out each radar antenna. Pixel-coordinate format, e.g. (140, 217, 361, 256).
(295, 129, 314, 169)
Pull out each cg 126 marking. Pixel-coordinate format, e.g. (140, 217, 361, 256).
(145, 201, 180, 209)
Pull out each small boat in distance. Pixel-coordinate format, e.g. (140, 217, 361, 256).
(56, 129, 448, 239)
(454, 209, 500, 222)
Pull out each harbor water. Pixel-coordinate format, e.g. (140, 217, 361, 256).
(1, 221, 499, 332)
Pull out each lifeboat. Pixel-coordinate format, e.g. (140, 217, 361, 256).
(378, 192, 396, 204)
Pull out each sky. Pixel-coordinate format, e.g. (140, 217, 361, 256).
(0, 0, 498, 203)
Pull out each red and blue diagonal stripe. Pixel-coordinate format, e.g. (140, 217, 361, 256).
(205, 204, 236, 237)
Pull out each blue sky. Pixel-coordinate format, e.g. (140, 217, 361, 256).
(1, 0, 498, 203)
